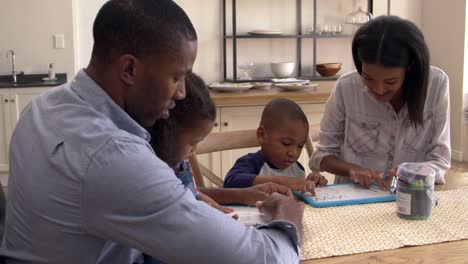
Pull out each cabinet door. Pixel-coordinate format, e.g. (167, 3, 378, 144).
(0, 90, 12, 174)
(196, 107, 222, 187)
(1, 87, 48, 185)
(10, 87, 48, 125)
(219, 106, 264, 178)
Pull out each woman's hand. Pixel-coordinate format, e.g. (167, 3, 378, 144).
(349, 167, 386, 190)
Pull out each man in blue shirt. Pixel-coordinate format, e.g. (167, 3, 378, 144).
(0, 0, 304, 263)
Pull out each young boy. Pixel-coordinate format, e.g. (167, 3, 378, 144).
(223, 98, 328, 194)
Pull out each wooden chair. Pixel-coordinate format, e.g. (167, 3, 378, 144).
(188, 125, 319, 187)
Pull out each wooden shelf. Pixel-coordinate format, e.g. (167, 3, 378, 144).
(225, 34, 353, 39)
(224, 75, 340, 83)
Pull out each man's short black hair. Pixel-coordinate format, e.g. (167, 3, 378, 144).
(92, 0, 197, 64)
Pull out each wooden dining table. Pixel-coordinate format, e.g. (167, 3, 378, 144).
(302, 166, 468, 264)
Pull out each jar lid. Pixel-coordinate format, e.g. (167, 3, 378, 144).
(396, 162, 436, 185)
(345, 7, 373, 25)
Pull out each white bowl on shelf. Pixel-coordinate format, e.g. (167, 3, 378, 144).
(271, 62, 295, 78)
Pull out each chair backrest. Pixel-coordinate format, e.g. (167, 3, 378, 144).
(188, 126, 318, 187)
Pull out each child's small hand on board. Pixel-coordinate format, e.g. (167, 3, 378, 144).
(306, 171, 328, 187)
(281, 177, 316, 196)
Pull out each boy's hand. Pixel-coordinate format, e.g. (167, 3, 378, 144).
(241, 182, 292, 206)
(306, 171, 328, 187)
(280, 177, 316, 196)
(349, 167, 386, 190)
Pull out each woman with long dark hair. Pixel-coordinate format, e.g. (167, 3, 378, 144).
(310, 16, 450, 187)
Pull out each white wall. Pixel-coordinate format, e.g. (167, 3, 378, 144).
(372, 0, 423, 28)
(0, 0, 75, 78)
(174, 0, 223, 82)
(73, 0, 108, 72)
(175, 0, 422, 82)
(177, 0, 370, 81)
(74, 1, 423, 83)
(422, 0, 466, 161)
(75, 0, 373, 82)
(74, 0, 226, 82)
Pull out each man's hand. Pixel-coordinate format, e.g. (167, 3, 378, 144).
(256, 193, 304, 241)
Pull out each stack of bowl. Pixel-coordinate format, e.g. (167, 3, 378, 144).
(271, 62, 295, 78)
(316, 63, 342, 77)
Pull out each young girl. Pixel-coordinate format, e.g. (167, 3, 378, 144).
(149, 72, 291, 212)
(310, 16, 450, 188)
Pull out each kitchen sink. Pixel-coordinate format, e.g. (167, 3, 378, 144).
(0, 74, 66, 88)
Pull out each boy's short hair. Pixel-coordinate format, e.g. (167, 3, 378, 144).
(260, 98, 308, 129)
(92, 0, 197, 64)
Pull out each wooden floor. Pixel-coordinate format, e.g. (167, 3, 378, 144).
(446, 160, 468, 175)
(436, 160, 468, 191)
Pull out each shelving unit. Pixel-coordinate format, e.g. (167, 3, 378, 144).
(222, 0, 375, 82)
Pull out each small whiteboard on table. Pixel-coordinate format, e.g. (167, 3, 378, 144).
(226, 206, 267, 226)
(295, 183, 396, 208)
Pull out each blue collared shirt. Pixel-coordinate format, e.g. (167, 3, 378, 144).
(0, 70, 300, 264)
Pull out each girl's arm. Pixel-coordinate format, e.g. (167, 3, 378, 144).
(199, 188, 250, 205)
(252, 176, 316, 194)
(199, 182, 292, 206)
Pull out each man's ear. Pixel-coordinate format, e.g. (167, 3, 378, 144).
(257, 126, 266, 144)
(119, 54, 138, 86)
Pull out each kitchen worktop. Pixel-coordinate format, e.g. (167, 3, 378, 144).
(209, 80, 335, 107)
(0, 73, 67, 88)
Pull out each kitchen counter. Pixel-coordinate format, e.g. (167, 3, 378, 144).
(0, 73, 67, 88)
(210, 80, 335, 107)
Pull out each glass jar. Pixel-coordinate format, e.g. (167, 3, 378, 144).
(396, 162, 436, 220)
(345, 7, 372, 25)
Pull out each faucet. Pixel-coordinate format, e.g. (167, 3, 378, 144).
(6, 50, 23, 83)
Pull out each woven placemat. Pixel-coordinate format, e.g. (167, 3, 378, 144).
(301, 188, 468, 260)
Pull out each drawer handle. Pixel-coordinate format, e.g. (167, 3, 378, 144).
(214, 122, 218, 127)
(4, 99, 7, 103)
(223, 122, 228, 127)
(10, 99, 15, 103)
